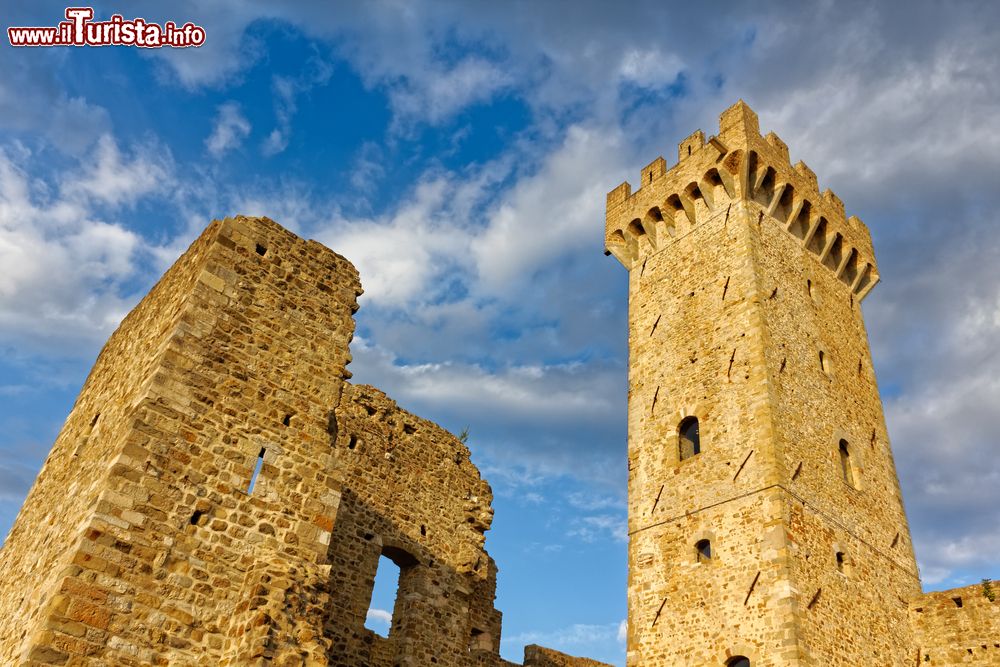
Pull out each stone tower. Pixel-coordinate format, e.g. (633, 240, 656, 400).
(605, 101, 922, 666)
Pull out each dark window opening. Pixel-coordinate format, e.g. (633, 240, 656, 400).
(190, 510, 203, 525)
(952, 597, 963, 608)
(696, 539, 712, 563)
(727, 657, 751, 667)
(835, 551, 846, 573)
(679, 416, 701, 460)
(470, 628, 492, 651)
(348, 435, 358, 450)
(246, 448, 265, 494)
(255, 243, 267, 256)
(282, 413, 292, 427)
(839, 439, 856, 487)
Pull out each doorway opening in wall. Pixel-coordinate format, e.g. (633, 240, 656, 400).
(365, 555, 401, 637)
(727, 658, 751, 667)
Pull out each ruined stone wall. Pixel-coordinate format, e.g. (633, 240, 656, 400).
(0, 213, 605, 667)
(606, 101, 921, 666)
(522, 645, 614, 666)
(0, 216, 362, 665)
(324, 382, 506, 667)
(911, 583, 1000, 665)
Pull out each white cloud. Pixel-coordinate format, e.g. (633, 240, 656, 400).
(262, 58, 333, 156)
(318, 179, 472, 306)
(503, 621, 623, 649)
(0, 139, 169, 353)
(471, 125, 629, 295)
(63, 135, 173, 208)
(387, 57, 513, 127)
(366, 608, 392, 625)
(617, 49, 683, 88)
(206, 102, 251, 157)
(567, 514, 627, 544)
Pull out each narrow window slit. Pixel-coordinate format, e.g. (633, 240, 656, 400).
(348, 435, 358, 450)
(807, 588, 822, 609)
(282, 413, 292, 427)
(839, 439, 856, 488)
(255, 243, 267, 256)
(190, 510, 204, 525)
(247, 448, 265, 494)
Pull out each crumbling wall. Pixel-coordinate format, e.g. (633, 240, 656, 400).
(324, 383, 506, 666)
(0, 214, 604, 667)
(522, 645, 615, 666)
(911, 583, 1000, 665)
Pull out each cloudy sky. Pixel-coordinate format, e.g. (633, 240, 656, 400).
(1, 1, 999, 663)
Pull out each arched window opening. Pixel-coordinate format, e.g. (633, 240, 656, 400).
(678, 417, 701, 461)
(807, 217, 828, 255)
(788, 201, 811, 239)
(838, 439, 856, 487)
(727, 657, 751, 667)
(774, 184, 794, 222)
(696, 539, 712, 563)
(627, 219, 646, 238)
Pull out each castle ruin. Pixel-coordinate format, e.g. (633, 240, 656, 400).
(0, 101, 996, 666)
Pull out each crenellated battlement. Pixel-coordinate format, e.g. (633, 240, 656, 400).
(605, 100, 879, 300)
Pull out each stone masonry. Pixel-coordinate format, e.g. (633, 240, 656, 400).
(1, 101, 997, 667)
(0, 216, 606, 667)
(605, 100, 999, 665)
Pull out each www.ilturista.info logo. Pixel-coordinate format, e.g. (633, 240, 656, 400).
(8, 7, 206, 48)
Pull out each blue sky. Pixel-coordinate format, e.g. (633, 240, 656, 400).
(1, 2, 999, 664)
